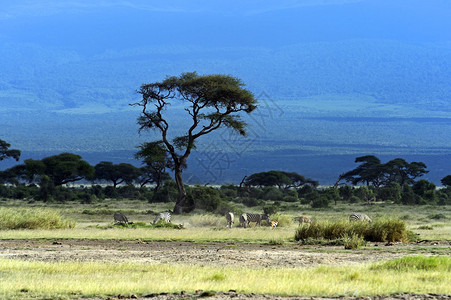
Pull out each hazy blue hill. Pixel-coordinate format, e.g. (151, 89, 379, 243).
(1, 40, 450, 114)
(1, 1, 450, 184)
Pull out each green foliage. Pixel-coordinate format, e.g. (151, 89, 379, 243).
(151, 181, 178, 202)
(263, 204, 279, 216)
(0, 207, 75, 229)
(260, 186, 284, 201)
(311, 195, 330, 208)
(0, 139, 21, 162)
(343, 233, 367, 249)
(441, 175, 451, 187)
(294, 218, 409, 243)
(340, 155, 428, 187)
(188, 185, 221, 212)
(269, 213, 292, 227)
(241, 197, 263, 207)
(376, 182, 401, 202)
(371, 256, 451, 272)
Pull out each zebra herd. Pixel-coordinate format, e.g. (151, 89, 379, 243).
(114, 211, 372, 229)
(226, 212, 373, 229)
(225, 212, 273, 229)
(113, 211, 172, 225)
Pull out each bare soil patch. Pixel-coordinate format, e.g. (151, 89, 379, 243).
(1, 239, 449, 267)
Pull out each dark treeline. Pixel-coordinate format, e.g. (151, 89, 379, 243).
(1, 141, 450, 213)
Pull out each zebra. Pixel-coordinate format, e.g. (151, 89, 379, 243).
(153, 212, 171, 224)
(239, 213, 248, 228)
(349, 213, 372, 222)
(225, 212, 234, 228)
(245, 213, 271, 227)
(299, 216, 312, 225)
(113, 212, 129, 225)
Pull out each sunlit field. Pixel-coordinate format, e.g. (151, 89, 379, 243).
(0, 199, 450, 299)
(1, 256, 450, 299)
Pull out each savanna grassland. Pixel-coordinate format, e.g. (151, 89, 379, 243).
(0, 198, 450, 300)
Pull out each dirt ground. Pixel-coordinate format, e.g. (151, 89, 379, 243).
(2, 239, 449, 267)
(1, 239, 450, 300)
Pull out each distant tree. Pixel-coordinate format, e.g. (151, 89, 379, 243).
(383, 158, 428, 186)
(245, 171, 291, 189)
(441, 175, 451, 187)
(245, 170, 317, 190)
(135, 141, 175, 192)
(0, 139, 21, 162)
(133, 72, 257, 213)
(39, 153, 94, 186)
(280, 171, 319, 188)
(412, 179, 437, 204)
(339, 155, 428, 187)
(94, 161, 139, 188)
(339, 155, 384, 187)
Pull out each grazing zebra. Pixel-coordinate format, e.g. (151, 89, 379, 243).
(239, 213, 248, 228)
(299, 216, 311, 225)
(245, 213, 271, 227)
(113, 212, 129, 225)
(349, 213, 372, 222)
(270, 221, 278, 230)
(153, 212, 171, 224)
(225, 212, 234, 228)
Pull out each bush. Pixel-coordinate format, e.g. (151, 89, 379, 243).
(311, 195, 329, 208)
(219, 185, 237, 198)
(0, 207, 75, 229)
(282, 195, 298, 202)
(294, 218, 409, 243)
(263, 204, 279, 216)
(215, 201, 242, 216)
(261, 186, 284, 201)
(343, 233, 367, 249)
(189, 186, 221, 212)
(242, 197, 262, 207)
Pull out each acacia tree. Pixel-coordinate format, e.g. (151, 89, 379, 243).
(133, 72, 257, 213)
(0, 139, 21, 162)
(135, 141, 174, 192)
(94, 161, 140, 188)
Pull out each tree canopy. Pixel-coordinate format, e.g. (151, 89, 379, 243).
(0, 139, 21, 162)
(338, 155, 428, 187)
(245, 170, 317, 190)
(93, 161, 139, 188)
(133, 72, 257, 213)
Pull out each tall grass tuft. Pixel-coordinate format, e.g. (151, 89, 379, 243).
(366, 217, 407, 242)
(189, 214, 224, 227)
(295, 218, 408, 243)
(0, 207, 75, 230)
(269, 213, 292, 227)
(371, 256, 451, 272)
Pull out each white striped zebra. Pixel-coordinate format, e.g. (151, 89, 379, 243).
(239, 213, 248, 228)
(349, 213, 372, 222)
(153, 212, 171, 224)
(245, 213, 271, 227)
(113, 212, 129, 225)
(225, 212, 234, 228)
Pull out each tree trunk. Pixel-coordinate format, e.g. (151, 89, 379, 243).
(172, 165, 194, 214)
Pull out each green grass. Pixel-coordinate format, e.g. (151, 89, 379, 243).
(0, 256, 449, 299)
(371, 256, 451, 272)
(294, 218, 410, 243)
(0, 207, 75, 230)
